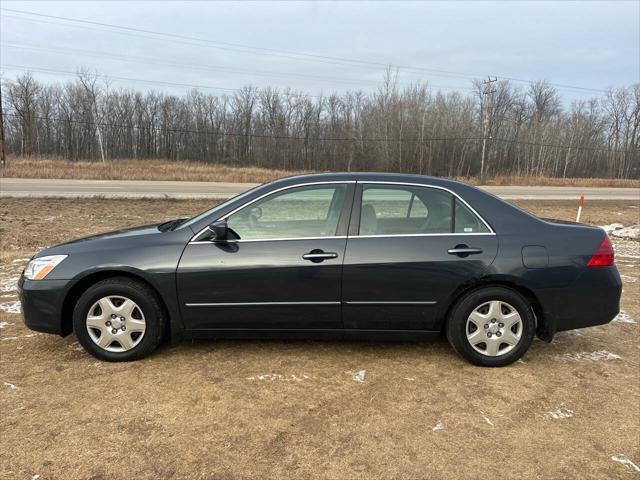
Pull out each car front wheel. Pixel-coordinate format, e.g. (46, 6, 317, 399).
(72, 277, 166, 361)
(446, 286, 535, 367)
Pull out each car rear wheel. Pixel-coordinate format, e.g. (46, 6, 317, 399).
(73, 277, 166, 361)
(446, 286, 535, 367)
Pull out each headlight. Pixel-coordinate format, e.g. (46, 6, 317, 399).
(24, 255, 68, 280)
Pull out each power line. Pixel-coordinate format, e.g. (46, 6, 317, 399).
(1, 111, 634, 154)
(0, 64, 316, 98)
(0, 111, 483, 143)
(0, 8, 611, 94)
(0, 42, 474, 92)
(0, 64, 477, 101)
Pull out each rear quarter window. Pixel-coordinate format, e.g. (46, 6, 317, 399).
(455, 199, 490, 233)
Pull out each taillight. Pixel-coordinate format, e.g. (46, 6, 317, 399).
(587, 235, 615, 267)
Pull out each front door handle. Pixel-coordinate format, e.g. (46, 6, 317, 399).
(447, 245, 483, 257)
(302, 250, 339, 262)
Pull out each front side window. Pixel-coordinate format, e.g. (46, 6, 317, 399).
(227, 184, 347, 240)
(358, 184, 490, 236)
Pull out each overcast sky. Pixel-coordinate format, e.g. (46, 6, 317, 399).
(1, 0, 638, 102)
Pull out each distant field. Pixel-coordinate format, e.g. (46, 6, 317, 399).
(2, 155, 639, 188)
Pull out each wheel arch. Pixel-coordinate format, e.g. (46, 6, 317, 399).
(61, 269, 175, 340)
(440, 277, 550, 341)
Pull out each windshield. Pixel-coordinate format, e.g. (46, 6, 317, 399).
(177, 184, 264, 230)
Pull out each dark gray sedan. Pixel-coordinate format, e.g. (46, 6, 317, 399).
(19, 173, 622, 366)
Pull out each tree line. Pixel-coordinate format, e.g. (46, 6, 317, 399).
(2, 70, 639, 178)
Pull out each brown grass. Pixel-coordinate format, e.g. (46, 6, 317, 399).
(2, 155, 639, 187)
(460, 174, 640, 188)
(0, 155, 306, 184)
(1, 198, 639, 479)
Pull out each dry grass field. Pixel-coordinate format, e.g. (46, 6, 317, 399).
(2, 155, 639, 188)
(1, 198, 639, 479)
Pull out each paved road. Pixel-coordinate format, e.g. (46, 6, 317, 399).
(1, 177, 638, 200)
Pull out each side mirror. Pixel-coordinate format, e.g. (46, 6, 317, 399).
(207, 220, 229, 242)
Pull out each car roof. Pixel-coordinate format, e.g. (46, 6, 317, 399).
(270, 172, 467, 189)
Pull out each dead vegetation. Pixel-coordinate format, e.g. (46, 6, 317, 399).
(2, 155, 639, 188)
(0, 155, 306, 184)
(1, 198, 639, 479)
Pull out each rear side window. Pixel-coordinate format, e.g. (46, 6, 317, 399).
(359, 185, 453, 235)
(358, 184, 490, 236)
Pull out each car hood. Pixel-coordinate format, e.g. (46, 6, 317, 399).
(36, 222, 165, 257)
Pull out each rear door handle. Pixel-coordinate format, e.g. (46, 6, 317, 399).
(448, 247, 483, 256)
(302, 251, 339, 262)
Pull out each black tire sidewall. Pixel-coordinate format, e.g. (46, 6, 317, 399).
(72, 278, 164, 361)
(447, 287, 535, 367)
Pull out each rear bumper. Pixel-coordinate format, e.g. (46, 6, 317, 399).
(18, 277, 69, 336)
(537, 266, 622, 339)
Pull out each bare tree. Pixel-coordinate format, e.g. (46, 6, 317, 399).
(1, 71, 638, 179)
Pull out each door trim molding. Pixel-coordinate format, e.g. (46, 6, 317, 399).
(343, 301, 438, 305)
(185, 301, 340, 307)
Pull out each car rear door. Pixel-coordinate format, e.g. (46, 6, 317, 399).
(177, 182, 355, 332)
(342, 182, 498, 331)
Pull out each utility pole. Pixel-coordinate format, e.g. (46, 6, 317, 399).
(0, 82, 6, 168)
(480, 76, 497, 183)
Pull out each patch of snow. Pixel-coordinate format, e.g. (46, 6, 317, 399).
(613, 311, 636, 324)
(432, 422, 445, 431)
(0, 321, 14, 329)
(1, 336, 18, 341)
(0, 276, 19, 293)
(614, 238, 640, 258)
(620, 274, 637, 283)
(12, 258, 30, 263)
(404, 377, 415, 381)
(601, 223, 624, 233)
(3, 382, 17, 390)
(247, 373, 310, 382)
(558, 350, 622, 362)
(480, 411, 494, 427)
(611, 224, 640, 239)
(544, 408, 574, 420)
(0, 301, 21, 314)
(352, 370, 366, 382)
(611, 455, 640, 473)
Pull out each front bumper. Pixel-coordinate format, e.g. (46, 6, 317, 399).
(18, 277, 70, 336)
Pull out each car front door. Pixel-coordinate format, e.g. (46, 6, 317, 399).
(342, 182, 498, 331)
(177, 182, 354, 332)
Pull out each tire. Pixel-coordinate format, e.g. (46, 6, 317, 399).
(446, 286, 535, 367)
(72, 277, 166, 361)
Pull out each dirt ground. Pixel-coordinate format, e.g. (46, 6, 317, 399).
(1, 198, 639, 479)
